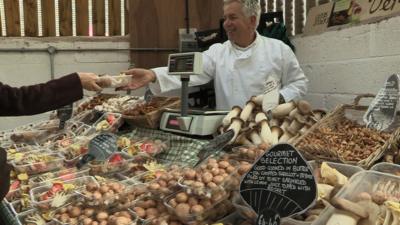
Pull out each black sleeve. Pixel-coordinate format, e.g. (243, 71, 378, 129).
(0, 73, 83, 116)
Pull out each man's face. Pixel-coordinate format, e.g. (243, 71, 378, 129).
(223, 1, 257, 46)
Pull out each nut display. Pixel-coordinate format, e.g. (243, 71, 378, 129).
(297, 118, 390, 162)
(131, 196, 169, 223)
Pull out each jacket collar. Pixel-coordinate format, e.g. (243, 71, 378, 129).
(229, 31, 260, 59)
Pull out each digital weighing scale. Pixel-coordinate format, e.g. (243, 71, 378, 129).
(159, 52, 228, 136)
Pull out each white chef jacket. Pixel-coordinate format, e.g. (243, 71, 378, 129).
(149, 32, 308, 110)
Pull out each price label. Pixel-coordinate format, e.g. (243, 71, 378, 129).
(240, 144, 317, 223)
(364, 74, 399, 131)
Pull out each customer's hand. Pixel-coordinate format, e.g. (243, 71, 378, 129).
(77, 72, 102, 92)
(117, 68, 156, 90)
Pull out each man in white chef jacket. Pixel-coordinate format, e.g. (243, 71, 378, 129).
(121, 0, 308, 111)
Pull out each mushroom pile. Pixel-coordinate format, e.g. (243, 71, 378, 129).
(220, 98, 326, 146)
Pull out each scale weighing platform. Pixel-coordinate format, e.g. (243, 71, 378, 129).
(160, 109, 227, 136)
(159, 52, 228, 136)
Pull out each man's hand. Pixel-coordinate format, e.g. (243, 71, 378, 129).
(77, 72, 102, 92)
(0, 148, 11, 201)
(117, 68, 156, 90)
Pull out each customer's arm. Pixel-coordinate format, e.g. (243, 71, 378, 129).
(0, 72, 100, 116)
(279, 45, 309, 102)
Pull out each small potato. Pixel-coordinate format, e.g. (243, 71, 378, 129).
(133, 207, 146, 218)
(91, 222, 99, 225)
(99, 220, 107, 225)
(193, 181, 205, 188)
(83, 218, 92, 225)
(187, 197, 199, 206)
(207, 162, 219, 169)
(99, 185, 110, 194)
(208, 158, 217, 164)
(84, 208, 95, 217)
(93, 191, 102, 200)
(159, 187, 170, 194)
(218, 160, 229, 169)
(115, 216, 132, 225)
(60, 213, 69, 222)
(191, 204, 205, 214)
(149, 182, 160, 191)
(145, 208, 158, 219)
(199, 199, 212, 209)
(96, 211, 109, 221)
(210, 168, 220, 176)
(117, 211, 132, 219)
(86, 182, 98, 191)
(212, 175, 224, 184)
(247, 149, 255, 159)
(202, 172, 213, 183)
(207, 182, 218, 189)
(145, 199, 157, 208)
(184, 169, 196, 180)
(158, 180, 167, 187)
(69, 206, 81, 218)
(175, 203, 190, 218)
(168, 180, 177, 187)
(226, 166, 236, 173)
(176, 192, 188, 203)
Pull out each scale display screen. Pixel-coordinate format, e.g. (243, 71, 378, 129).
(167, 52, 202, 75)
(169, 55, 194, 73)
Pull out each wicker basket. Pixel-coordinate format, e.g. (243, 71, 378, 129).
(293, 94, 400, 169)
(122, 96, 181, 129)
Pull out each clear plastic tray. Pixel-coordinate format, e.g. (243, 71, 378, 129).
(10, 199, 33, 215)
(163, 189, 230, 224)
(178, 158, 239, 198)
(313, 171, 400, 225)
(93, 112, 123, 132)
(122, 136, 170, 157)
(12, 151, 64, 175)
(52, 201, 136, 225)
(30, 176, 98, 211)
(29, 168, 90, 188)
(5, 188, 22, 203)
(147, 165, 183, 199)
(16, 209, 50, 225)
(370, 162, 400, 176)
(130, 196, 169, 224)
(9, 130, 46, 144)
(88, 152, 135, 175)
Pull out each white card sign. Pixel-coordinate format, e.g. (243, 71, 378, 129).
(262, 75, 280, 113)
(363, 74, 399, 131)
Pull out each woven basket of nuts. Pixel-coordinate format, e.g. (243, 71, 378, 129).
(122, 96, 181, 129)
(294, 94, 400, 169)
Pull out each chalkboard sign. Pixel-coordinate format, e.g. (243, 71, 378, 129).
(76, 133, 118, 168)
(240, 144, 317, 223)
(57, 104, 73, 129)
(364, 74, 399, 131)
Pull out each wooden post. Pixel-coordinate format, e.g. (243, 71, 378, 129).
(41, 0, 55, 36)
(24, 0, 38, 36)
(76, 0, 89, 36)
(109, 0, 121, 36)
(295, 0, 305, 34)
(59, 0, 72, 36)
(93, 0, 105, 36)
(4, 0, 20, 36)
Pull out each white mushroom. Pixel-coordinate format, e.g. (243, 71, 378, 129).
(251, 94, 264, 106)
(248, 128, 263, 146)
(222, 106, 242, 126)
(259, 120, 273, 145)
(255, 112, 268, 123)
(279, 129, 295, 143)
(297, 100, 312, 115)
(240, 100, 257, 122)
(280, 117, 292, 132)
(236, 133, 253, 146)
(271, 101, 296, 118)
(271, 125, 283, 145)
(298, 124, 311, 135)
(286, 117, 306, 135)
(227, 117, 245, 144)
(312, 109, 327, 121)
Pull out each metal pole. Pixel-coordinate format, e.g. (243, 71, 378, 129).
(181, 77, 189, 117)
(47, 46, 56, 80)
